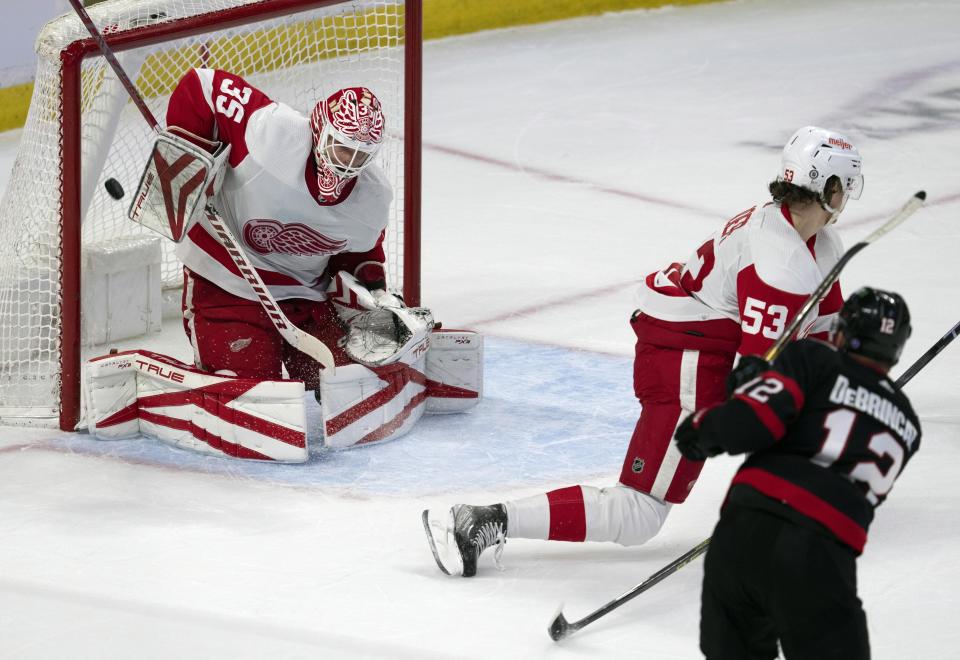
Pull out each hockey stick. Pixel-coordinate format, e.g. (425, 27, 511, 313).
(548, 538, 710, 641)
(549, 191, 927, 642)
(67, 0, 160, 132)
(548, 316, 945, 643)
(68, 0, 335, 372)
(894, 319, 960, 388)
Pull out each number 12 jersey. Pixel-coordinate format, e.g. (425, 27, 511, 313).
(710, 339, 921, 554)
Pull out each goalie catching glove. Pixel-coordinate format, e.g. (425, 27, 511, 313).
(128, 126, 231, 242)
(345, 306, 434, 367)
(328, 270, 434, 367)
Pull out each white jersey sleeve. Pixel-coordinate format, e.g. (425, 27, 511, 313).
(636, 202, 844, 356)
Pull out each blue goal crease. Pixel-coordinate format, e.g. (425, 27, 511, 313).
(54, 337, 638, 496)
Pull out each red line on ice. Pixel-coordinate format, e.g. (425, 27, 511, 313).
(429, 142, 960, 327)
(424, 142, 718, 218)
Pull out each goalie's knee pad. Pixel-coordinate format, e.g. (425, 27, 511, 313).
(83, 350, 308, 462)
(425, 330, 483, 413)
(318, 359, 428, 449)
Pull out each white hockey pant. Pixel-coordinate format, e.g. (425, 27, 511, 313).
(504, 484, 672, 546)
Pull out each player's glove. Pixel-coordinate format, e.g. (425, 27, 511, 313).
(674, 408, 724, 462)
(725, 355, 770, 396)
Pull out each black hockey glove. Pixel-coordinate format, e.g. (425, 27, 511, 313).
(674, 408, 724, 462)
(725, 355, 770, 396)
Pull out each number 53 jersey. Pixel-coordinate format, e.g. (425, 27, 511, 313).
(637, 202, 845, 357)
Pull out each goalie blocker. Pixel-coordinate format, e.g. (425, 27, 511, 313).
(128, 127, 231, 242)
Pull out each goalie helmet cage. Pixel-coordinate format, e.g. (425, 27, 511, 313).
(0, 0, 422, 430)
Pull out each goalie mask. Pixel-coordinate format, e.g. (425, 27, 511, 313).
(779, 126, 864, 218)
(310, 87, 384, 186)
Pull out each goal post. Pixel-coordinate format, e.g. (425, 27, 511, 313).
(0, 0, 422, 430)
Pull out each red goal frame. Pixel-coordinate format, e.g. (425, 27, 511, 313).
(55, 0, 422, 430)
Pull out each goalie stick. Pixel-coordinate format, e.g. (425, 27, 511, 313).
(67, 0, 335, 372)
(66, 0, 160, 132)
(548, 190, 926, 643)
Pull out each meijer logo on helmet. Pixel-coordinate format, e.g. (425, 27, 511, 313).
(828, 136, 853, 150)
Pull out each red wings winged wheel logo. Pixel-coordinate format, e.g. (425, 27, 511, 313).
(242, 219, 347, 256)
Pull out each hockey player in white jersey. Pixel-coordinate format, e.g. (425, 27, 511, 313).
(82, 69, 483, 460)
(170, 71, 394, 309)
(423, 126, 864, 576)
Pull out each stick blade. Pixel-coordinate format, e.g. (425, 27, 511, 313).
(294, 332, 337, 372)
(548, 606, 572, 642)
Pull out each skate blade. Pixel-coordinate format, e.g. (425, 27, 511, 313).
(421, 508, 463, 577)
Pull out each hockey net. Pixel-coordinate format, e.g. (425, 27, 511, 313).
(0, 0, 421, 429)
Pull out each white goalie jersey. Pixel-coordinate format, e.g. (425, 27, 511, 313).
(168, 68, 393, 301)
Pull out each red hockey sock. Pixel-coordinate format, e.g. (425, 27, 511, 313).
(546, 485, 587, 542)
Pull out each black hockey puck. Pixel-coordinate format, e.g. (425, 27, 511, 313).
(104, 178, 125, 200)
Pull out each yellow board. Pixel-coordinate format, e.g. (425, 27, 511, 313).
(0, 0, 724, 133)
(0, 83, 34, 133)
(423, 0, 723, 39)
(132, 8, 405, 100)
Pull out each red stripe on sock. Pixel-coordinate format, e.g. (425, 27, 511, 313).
(546, 485, 587, 542)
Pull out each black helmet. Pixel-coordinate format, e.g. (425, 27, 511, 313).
(835, 287, 911, 366)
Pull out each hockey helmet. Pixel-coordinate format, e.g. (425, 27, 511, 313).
(310, 87, 384, 179)
(834, 287, 912, 366)
(779, 126, 864, 214)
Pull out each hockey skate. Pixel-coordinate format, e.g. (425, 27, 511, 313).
(421, 504, 507, 577)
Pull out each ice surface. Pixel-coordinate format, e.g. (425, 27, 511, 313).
(2, 0, 960, 657)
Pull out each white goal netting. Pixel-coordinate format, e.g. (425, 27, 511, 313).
(0, 0, 415, 427)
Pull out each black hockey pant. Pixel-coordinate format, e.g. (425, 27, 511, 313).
(700, 505, 870, 660)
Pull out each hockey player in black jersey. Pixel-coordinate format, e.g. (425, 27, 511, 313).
(674, 287, 920, 660)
